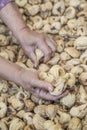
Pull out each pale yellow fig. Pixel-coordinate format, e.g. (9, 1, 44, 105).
(52, 1, 65, 15)
(80, 50, 87, 64)
(40, 2, 52, 18)
(70, 66, 83, 77)
(49, 65, 65, 80)
(33, 114, 46, 130)
(24, 100, 35, 111)
(25, 4, 40, 16)
(79, 72, 87, 85)
(39, 71, 54, 84)
(46, 105, 58, 119)
(60, 16, 67, 25)
(0, 51, 9, 60)
(60, 93, 76, 107)
(47, 16, 60, 24)
(5, 50, 15, 62)
(30, 16, 43, 30)
(0, 121, 8, 130)
(38, 64, 50, 72)
(44, 120, 54, 130)
(70, 104, 87, 118)
(16, 91, 28, 100)
(64, 6, 76, 19)
(28, 0, 42, 5)
(57, 110, 71, 124)
(60, 52, 71, 61)
(67, 19, 76, 29)
(50, 78, 66, 96)
(7, 106, 16, 116)
(56, 38, 65, 53)
(64, 47, 80, 58)
(15, 0, 27, 7)
(26, 59, 34, 68)
(70, 0, 80, 7)
(66, 59, 80, 66)
(0, 34, 9, 46)
(0, 102, 7, 118)
(49, 22, 61, 34)
(16, 110, 25, 118)
(9, 118, 25, 130)
(8, 96, 24, 110)
(63, 73, 76, 87)
(0, 80, 8, 93)
(48, 123, 63, 130)
(74, 36, 87, 50)
(35, 48, 44, 61)
(47, 53, 60, 65)
(76, 85, 87, 104)
(68, 117, 82, 130)
(34, 105, 46, 117)
(23, 112, 34, 125)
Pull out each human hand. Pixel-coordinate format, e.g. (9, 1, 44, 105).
(18, 68, 68, 101)
(19, 29, 56, 67)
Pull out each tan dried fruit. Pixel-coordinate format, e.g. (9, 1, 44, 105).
(0, 80, 8, 93)
(9, 118, 25, 130)
(0, 102, 7, 118)
(60, 52, 71, 61)
(39, 71, 54, 83)
(52, 1, 65, 15)
(49, 65, 65, 80)
(0, 121, 8, 130)
(79, 72, 87, 85)
(34, 105, 46, 117)
(47, 53, 60, 65)
(77, 85, 87, 104)
(50, 77, 66, 96)
(70, 104, 87, 118)
(65, 6, 76, 19)
(35, 48, 44, 61)
(0, 34, 9, 46)
(8, 96, 24, 110)
(74, 36, 87, 50)
(15, 0, 27, 7)
(23, 112, 34, 125)
(57, 110, 71, 124)
(64, 47, 80, 58)
(68, 117, 82, 130)
(40, 2, 52, 18)
(33, 114, 46, 130)
(48, 123, 63, 130)
(25, 4, 40, 16)
(24, 100, 35, 111)
(38, 64, 49, 72)
(44, 120, 54, 130)
(60, 93, 75, 107)
(46, 105, 58, 119)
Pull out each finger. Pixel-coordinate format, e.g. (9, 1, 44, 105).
(31, 79, 53, 92)
(26, 47, 38, 67)
(37, 40, 52, 62)
(46, 36, 57, 52)
(34, 89, 69, 101)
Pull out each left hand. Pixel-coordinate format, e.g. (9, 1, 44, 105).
(18, 29, 56, 67)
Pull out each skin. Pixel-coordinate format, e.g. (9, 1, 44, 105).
(0, 2, 68, 100)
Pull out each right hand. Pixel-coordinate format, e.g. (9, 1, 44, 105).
(18, 68, 68, 101)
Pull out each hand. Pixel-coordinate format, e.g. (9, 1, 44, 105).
(19, 29, 56, 67)
(18, 68, 68, 101)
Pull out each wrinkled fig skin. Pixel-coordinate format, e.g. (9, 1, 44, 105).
(0, 0, 87, 129)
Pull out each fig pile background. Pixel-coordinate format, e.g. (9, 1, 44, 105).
(0, 0, 87, 130)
